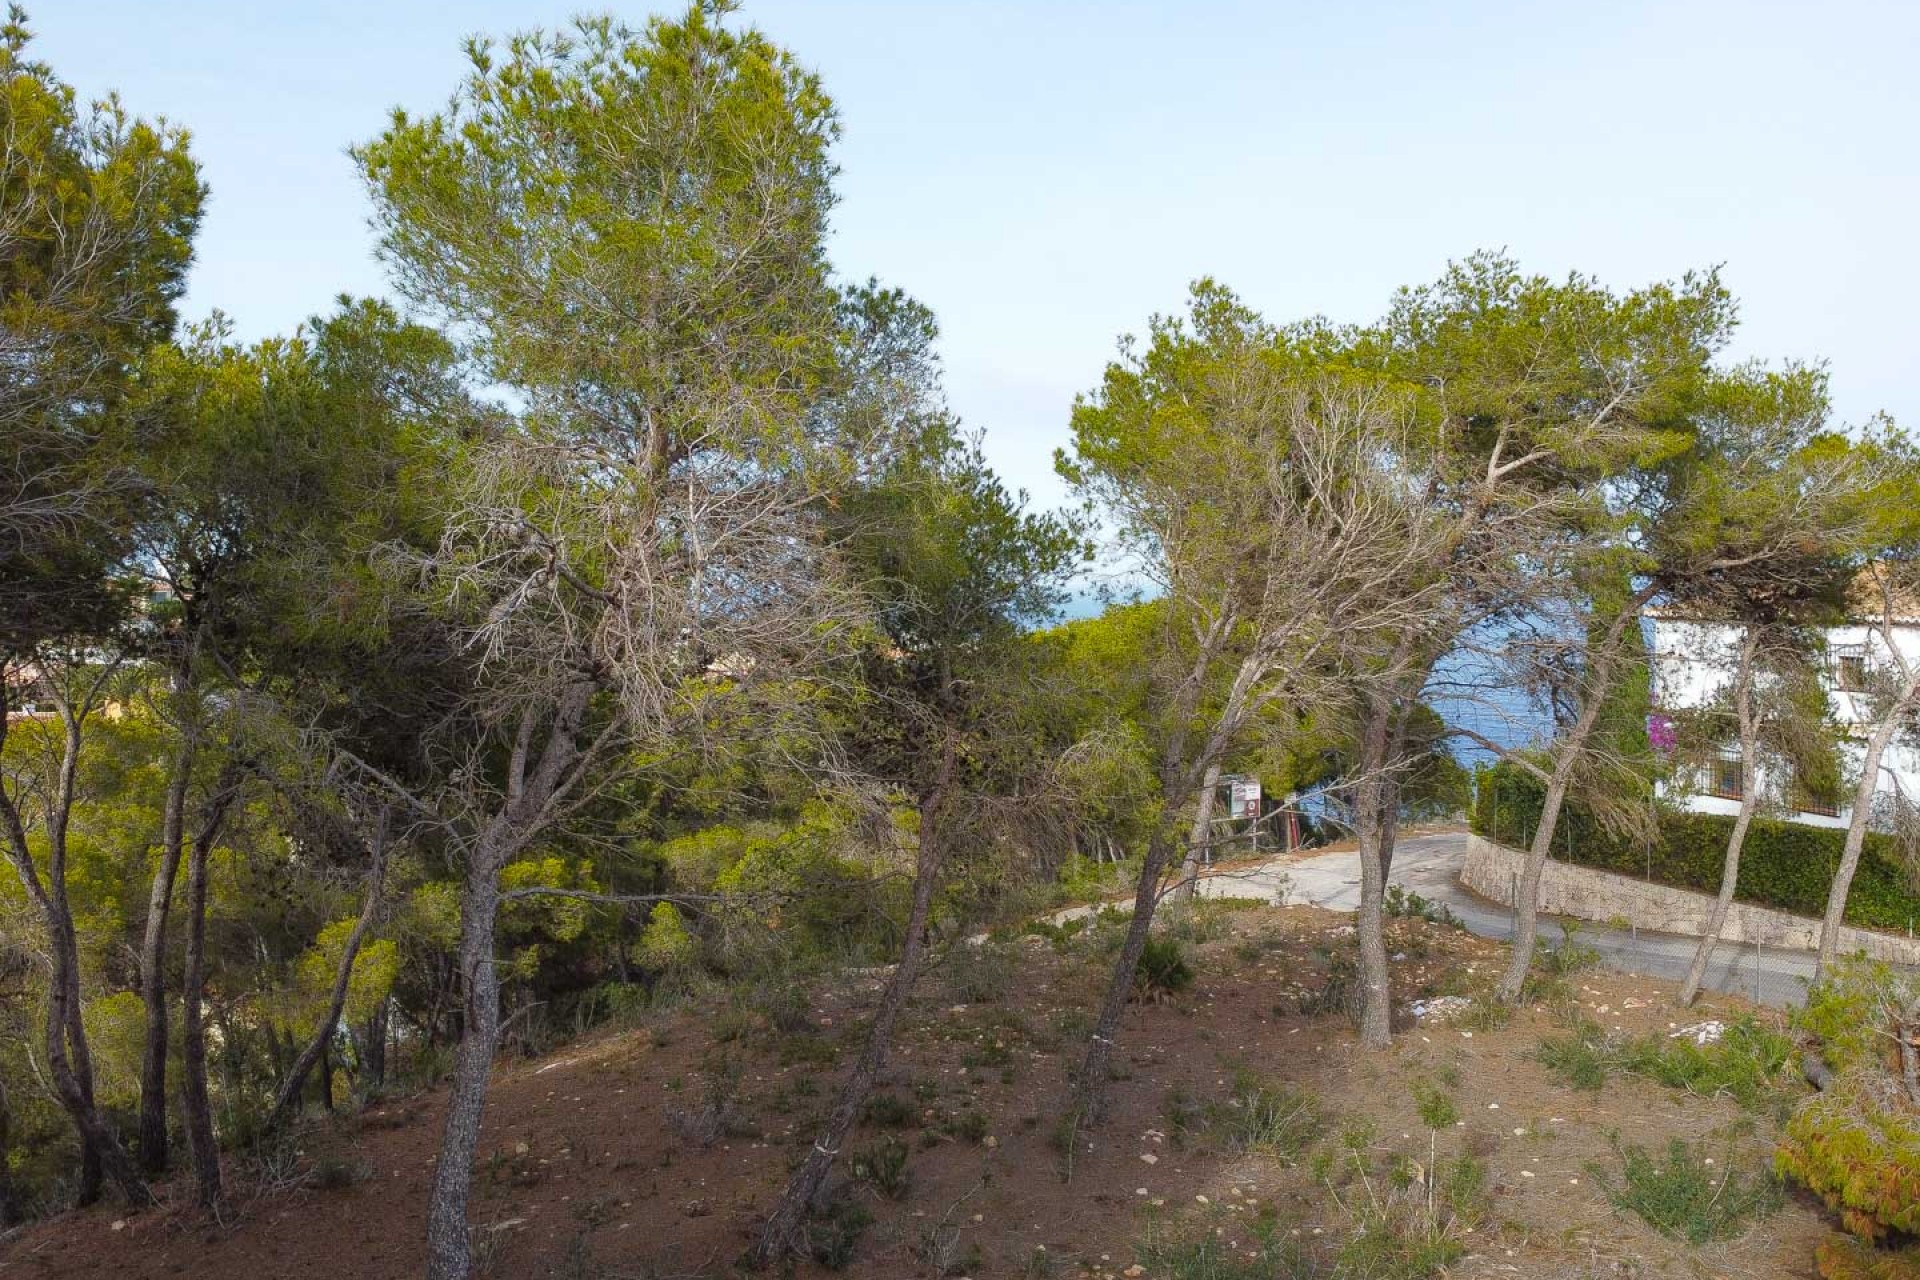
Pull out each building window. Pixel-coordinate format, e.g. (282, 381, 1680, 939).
(1711, 750, 1744, 800)
(1834, 645, 1869, 693)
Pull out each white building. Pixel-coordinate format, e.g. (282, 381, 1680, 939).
(1648, 582, 1920, 831)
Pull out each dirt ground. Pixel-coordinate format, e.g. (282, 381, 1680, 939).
(0, 898, 1831, 1280)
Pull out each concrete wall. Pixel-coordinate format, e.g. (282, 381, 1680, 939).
(1461, 833, 1920, 966)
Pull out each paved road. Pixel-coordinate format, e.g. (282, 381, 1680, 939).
(1191, 829, 1815, 1008)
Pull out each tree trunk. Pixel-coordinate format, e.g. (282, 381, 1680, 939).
(1816, 672, 1920, 980)
(137, 708, 196, 1176)
(1496, 593, 1648, 1002)
(1173, 762, 1222, 900)
(0, 1059, 18, 1228)
(0, 692, 153, 1209)
(367, 1003, 389, 1088)
(1494, 760, 1576, 1003)
(423, 855, 503, 1280)
(1679, 631, 1759, 1007)
(178, 808, 223, 1210)
(266, 836, 387, 1133)
(1069, 818, 1177, 1126)
(1353, 693, 1406, 1050)
(46, 909, 151, 1207)
(754, 756, 955, 1266)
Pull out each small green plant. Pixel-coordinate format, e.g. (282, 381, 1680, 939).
(804, 1195, 874, 1270)
(1135, 1215, 1313, 1280)
(309, 1153, 371, 1191)
(1385, 883, 1461, 929)
(1134, 933, 1195, 1002)
(944, 939, 1017, 1003)
(851, 1136, 912, 1199)
(862, 1091, 914, 1128)
(1413, 1083, 1458, 1131)
(1589, 1134, 1782, 1244)
(1209, 1071, 1322, 1160)
(1616, 1016, 1793, 1113)
(1535, 1020, 1612, 1092)
(1539, 920, 1602, 976)
(941, 1107, 989, 1144)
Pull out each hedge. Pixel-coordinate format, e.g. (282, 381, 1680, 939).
(1472, 761, 1920, 934)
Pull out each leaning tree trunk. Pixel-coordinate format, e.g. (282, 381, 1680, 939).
(1679, 632, 1760, 1007)
(266, 839, 387, 1134)
(1816, 673, 1920, 980)
(178, 814, 223, 1210)
(1496, 593, 1648, 1003)
(1173, 762, 1222, 900)
(137, 715, 196, 1176)
(424, 850, 505, 1280)
(755, 763, 954, 1266)
(1069, 817, 1179, 1126)
(1494, 762, 1577, 1002)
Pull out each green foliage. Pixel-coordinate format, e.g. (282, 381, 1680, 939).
(1170, 1070, 1322, 1160)
(1134, 933, 1195, 1001)
(1538, 921, 1602, 976)
(1796, 955, 1920, 1076)
(1413, 1083, 1458, 1131)
(1777, 1073, 1920, 1242)
(1476, 760, 1920, 930)
(860, 1092, 913, 1129)
(1383, 884, 1460, 929)
(1135, 1217, 1314, 1280)
(1535, 1023, 1612, 1093)
(849, 1136, 911, 1199)
(634, 902, 695, 972)
(77, 991, 146, 1110)
(943, 939, 1016, 1004)
(1536, 1015, 1794, 1111)
(803, 1194, 873, 1271)
(1589, 1134, 1782, 1244)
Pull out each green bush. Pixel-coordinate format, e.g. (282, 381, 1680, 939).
(1206, 1071, 1322, 1160)
(1589, 1135, 1783, 1244)
(850, 1136, 911, 1199)
(1776, 1072, 1920, 1242)
(1534, 1015, 1794, 1112)
(1474, 761, 1920, 931)
(1135, 934, 1195, 1001)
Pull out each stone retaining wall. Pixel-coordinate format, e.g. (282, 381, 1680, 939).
(1461, 833, 1920, 966)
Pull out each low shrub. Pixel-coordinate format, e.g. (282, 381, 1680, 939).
(1534, 1015, 1794, 1112)
(1208, 1071, 1322, 1160)
(1816, 1234, 1920, 1280)
(943, 939, 1017, 1004)
(1776, 1072, 1920, 1242)
(861, 1092, 914, 1129)
(1589, 1134, 1782, 1245)
(804, 1194, 873, 1270)
(1135, 1216, 1314, 1280)
(1385, 884, 1461, 929)
(1134, 934, 1195, 1002)
(1796, 955, 1920, 1077)
(850, 1136, 911, 1199)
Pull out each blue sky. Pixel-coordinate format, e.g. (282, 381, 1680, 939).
(32, 1, 1920, 518)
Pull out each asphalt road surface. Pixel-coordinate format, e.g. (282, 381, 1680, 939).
(1192, 829, 1817, 1008)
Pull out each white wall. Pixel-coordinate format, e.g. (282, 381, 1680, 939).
(1649, 615, 1920, 827)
